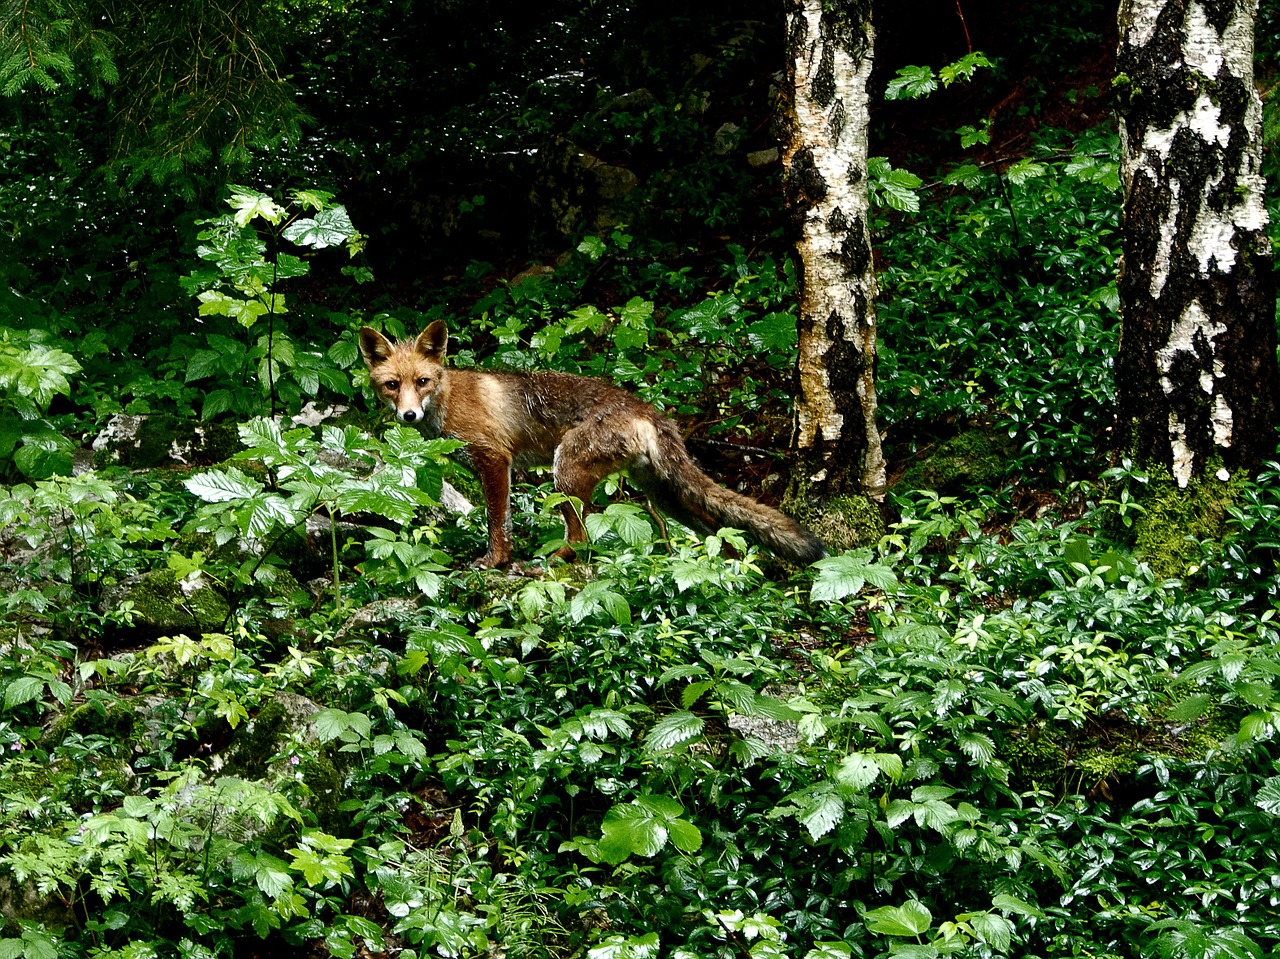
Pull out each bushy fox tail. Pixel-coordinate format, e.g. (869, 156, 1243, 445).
(637, 418, 829, 565)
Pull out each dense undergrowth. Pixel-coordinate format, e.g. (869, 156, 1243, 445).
(2, 128, 1280, 959)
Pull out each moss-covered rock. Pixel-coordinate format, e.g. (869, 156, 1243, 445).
(896, 428, 1015, 494)
(0, 873, 72, 928)
(44, 698, 137, 745)
(220, 692, 346, 831)
(802, 493, 885, 554)
(91, 414, 240, 469)
(1007, 707, 1230, 798)
(782, 463, 886, 555)
(98, 568, 231, 639)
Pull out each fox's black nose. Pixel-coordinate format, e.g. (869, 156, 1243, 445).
(402, 410, 418, 423)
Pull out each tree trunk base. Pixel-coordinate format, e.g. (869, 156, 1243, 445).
(783, 473, 885, 554)
(1118, 466, 1243, 580)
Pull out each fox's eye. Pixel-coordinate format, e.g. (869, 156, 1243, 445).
(383, 380, 399, 391)
(416, 377, 430, 388)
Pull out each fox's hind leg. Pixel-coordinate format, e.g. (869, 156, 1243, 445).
(549, 424, 631, 560)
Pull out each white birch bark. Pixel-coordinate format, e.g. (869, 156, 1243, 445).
(783, 0, 885, 501)
(1116, 0, 1277, 485)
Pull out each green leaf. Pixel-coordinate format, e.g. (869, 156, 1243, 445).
(745, 313, 799, 352)
(970, 912, 1012, 951)
(680, 294, 740, 339)
(811, 549, 899, 602)
(938, 52, 994, 86)
(797, 783, 845, 840)
(682, 680, 715, 709)
(184, 468, 263, 504)
(577, 236, 607, 261)
(635, 794, 684, 818)
(201, 389, 236, 420)
(598, 814, 639, 864)
(943, 163, 984, 187)
(228, 186, 286, 226)
(869, 157, 923, 212)
(1006, 158, 1048, 184)
(283, 207, 356, 249)
(885, 65, 937, 100)
(121, 795, 155, 818)
(644, 711, 705, 752)
(667, 818, 703, 853)
(1255, 777, 1280, 816)
(13, 435, 74, 479)
(273, 253, 311, 279)
(291, 188, 336, 210)
(804, 944, 853, 959)
(834, 753, 882, 791)
(864, 900, 933, 937)
(957, 731, 996, 766)
(253, 853, 294, 899)
(991, 893, 1045, 919)
(871, 752, 905, 781)
(588, 933, 660, 959)
(1167, 693, 1212, 723)
(4, 676, 45, 710)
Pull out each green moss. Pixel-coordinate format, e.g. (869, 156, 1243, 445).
(782, 464, 885, 554)
(117, 568, 230, 634)
(38, 701, 138, 805)
(298, 753, 344, 832)
(1008, 705, 1232, 799)
(1128, 467, 1244, 579)
(1073, 748, 1139, 789)
(45, 699, 137, 746)
(801, 493, 884, 553)
(93, 415, 244, 469)
(223, 696, 347, 832)
(1005, 724, 1070, 788)
(223, 699, 290, 777)
(896, 429, 1014, 494)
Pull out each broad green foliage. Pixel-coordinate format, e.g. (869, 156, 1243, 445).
(183, 417, 457, 604)
(179, 186, 366, 420)
(0, 328, 81, 478)
(0, 3, 1277, 951)
(4, 406, 1280, 957)
(877, 128, 1122, 479)
(1, 0, 303, 191)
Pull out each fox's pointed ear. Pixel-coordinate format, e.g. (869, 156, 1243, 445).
(358, 327, 395, 368)
(417, 320, 448, 361)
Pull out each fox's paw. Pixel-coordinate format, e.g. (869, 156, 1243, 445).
(470, 552, 510, 570)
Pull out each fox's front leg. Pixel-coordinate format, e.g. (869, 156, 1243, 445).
(470, 450, 514, 569)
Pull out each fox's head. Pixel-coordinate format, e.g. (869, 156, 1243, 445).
(358, 321, 449, 425)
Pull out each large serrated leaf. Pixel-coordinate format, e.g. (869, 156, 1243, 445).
(798, 784, 844, 841)
(970, 912, 1012, 951)
(1255, 777, 1280, 815)
(834, 753, 881, 791)
(863, 900, 932, 937)
(283, 206, 355, 249)
(184, 468, 262, 503)
(644, 711, 705, 752)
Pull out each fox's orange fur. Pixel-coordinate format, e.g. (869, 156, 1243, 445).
(359, 321, 827, 569)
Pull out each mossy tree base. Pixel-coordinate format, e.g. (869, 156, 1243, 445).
(783, 470, 885, 554)
(1121, 466, 1243, 580)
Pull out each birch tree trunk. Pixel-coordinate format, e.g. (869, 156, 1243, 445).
(1115, 0, 1278, 486)
(781, 0, 885, 547)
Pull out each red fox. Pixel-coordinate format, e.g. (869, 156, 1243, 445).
(359, 321, 828, 569)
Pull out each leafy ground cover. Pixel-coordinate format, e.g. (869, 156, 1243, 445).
(1, 132, 1279, 959)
